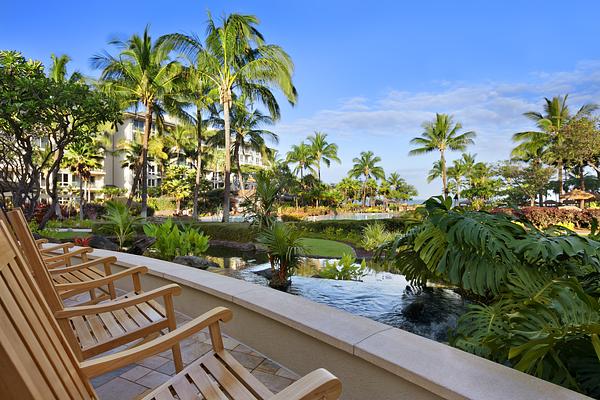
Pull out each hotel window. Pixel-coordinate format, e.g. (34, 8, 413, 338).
(59, 173, 69, 187)
(133, 120, 144, 132)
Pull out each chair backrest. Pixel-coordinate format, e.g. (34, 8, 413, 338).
(0, 220, 95, 399)
(6, 209, 64, 312)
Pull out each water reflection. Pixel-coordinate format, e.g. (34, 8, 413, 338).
(203, 246, 465, 342)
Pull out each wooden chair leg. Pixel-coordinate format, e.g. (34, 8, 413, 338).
(164, 295, 183, 372)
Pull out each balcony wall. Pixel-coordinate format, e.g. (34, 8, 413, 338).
(80, 248, 590, 400)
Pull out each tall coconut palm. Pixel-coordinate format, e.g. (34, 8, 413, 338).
(212, 102, 277, 191)
(410, 113, 476, 196)
(92, 26, 183, 217)
(512, 95, 598, 196)
(386, 172, 403, 190)
(62, 140, 104, 220)
(427, 160, 443, 184)
(164, 13, 297, 222)
(166, 125, 195, 165)
(307, 131, 340, 181)
(286, 143, 315, 179)
(349, 151, 385, 207)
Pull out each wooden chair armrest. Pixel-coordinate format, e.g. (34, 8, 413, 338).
(48, 256, 117, 275)
(43, 247, 93, 265)
(40, 242, 74, 253)
(269, 369, 342, 400)
(53, 266, 148, 292)
(80, 307, 233, 377)
(55, 284, 181, 318)
(35, 238, 49, 246)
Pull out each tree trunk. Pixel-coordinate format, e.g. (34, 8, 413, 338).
(79, 177, 84, 221)
(530, 197, 535, 207)
(557, 160, 564, 196)
(193, 109, 203, 220)
(222, 94, 232, 223)
(580, 164, 586, 209)
(140, 105, 153, 218)
(440, 149, 448, 196)
(233, 137, 243, 191)
(361, 180, 367, 208)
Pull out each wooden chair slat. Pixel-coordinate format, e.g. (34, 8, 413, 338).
(139, 299, 166, 322)
(99, 311, 126, 337)
(171, 375, 201, 400)
(71, 316, 97, 349)
(188, 364, 230, 400)
(203, 354, 257, 400)
(217, 351, 273, 400)
(86, 314, 111, 343)
(112, 308, 140, 331)
(125, 304, 152, 327)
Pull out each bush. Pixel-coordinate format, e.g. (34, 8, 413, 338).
(193, 222, 258, 243)
(361, 222, 399, 251)
(143, 219, 209, 260)
(148, 196, 175, 211)
(82, 203, 106, 220)
(100, 201, 141, 249)
(318, 253, 367, 280)
(491, 207, 600, 229)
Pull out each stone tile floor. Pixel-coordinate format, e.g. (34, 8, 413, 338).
(65, 293, 299, 399)
(92, 328, 299, 399)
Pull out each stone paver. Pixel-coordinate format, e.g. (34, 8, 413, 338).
(88, 309, 297, 399)
(66, 287, 298, 399)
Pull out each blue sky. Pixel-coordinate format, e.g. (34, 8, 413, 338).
(3, 1, 600, 197)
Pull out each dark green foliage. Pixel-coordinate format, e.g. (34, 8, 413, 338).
(379, 196, 600, 396)
(192, 222, 258, 243)
(493, 206, 600, 229)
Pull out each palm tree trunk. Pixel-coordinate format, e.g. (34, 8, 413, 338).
(222, 95, 232, 223)
(193, 109, 202, 220)
(233, 137, 243, 191)
(79, 177, 84, 221)
(361, 180, 367, 208)
(557, 160, 564, 197)
(140, 105, 153, 218)
(440, 149, 448, 196)
(580, 164, 586, 209)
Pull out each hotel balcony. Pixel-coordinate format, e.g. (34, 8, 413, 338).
(46, 245, 592, 400)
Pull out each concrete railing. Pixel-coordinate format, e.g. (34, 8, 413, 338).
(68, 248, 590, 400)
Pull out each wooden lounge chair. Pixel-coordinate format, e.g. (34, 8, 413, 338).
(0, 218, 185, 371)
(0, 220, 342, 400)
(5, 209, 120, 304)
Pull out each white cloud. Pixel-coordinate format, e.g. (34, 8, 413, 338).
(275, 61, 600, 197)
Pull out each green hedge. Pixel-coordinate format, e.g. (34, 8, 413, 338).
(290, 214, 420, 235)
(192, 222, 258, 242)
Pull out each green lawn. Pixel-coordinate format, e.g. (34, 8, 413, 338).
(300, 238, 355, 258)
(44, 231, 91, 240)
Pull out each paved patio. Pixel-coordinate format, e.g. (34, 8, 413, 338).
(65, 294, 299, 399)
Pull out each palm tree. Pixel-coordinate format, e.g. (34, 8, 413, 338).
(166, 125, 195, 165)
(307, 132, 340, 181)
(427, 160, 443, 184)
(286, 143, 315, 179)
(512, 95, 598, 196)
(48, 53, 82, 83)
(165, 13, 297, 222)
(386, 172, 403, 190)
(92, 26, 183, 217)
(409, 113, 476, 196)
(212, 102, 277, 191)
(349, 151, 385, 207)
(62, 140, 104, 220)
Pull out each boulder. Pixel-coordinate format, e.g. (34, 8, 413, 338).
(88, 235, 119, 251)
(209, 240, 256, 252)
(173, 255, 219, 270)
(127, 235, 156, 255)
(402, 299, 426, 322)
(253, 268, 274, 280)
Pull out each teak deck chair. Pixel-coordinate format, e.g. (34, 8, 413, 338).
(5, 209, 122, 304)
(0, 220, 342, 400)
(1, 215, 185, 371)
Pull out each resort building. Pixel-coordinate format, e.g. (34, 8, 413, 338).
(35, 112, 271, 204)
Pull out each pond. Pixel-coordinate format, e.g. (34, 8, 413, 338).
(203, 246, 465, 342)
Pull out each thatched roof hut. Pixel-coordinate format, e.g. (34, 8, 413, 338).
(560, 189, 598, 209)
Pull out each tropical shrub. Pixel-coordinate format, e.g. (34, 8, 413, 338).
(319, 253, 367, 280)
(100, 201, 141, 249)
(242, 172, 280, 229)
(143, 219, 209, 260)
(148, 196, 175, 212)
(492, 206, 600, 229)
(378, 196, 600, 396)
(361, 222, 399, 251)
(193, 223, 258, 243)
(257, 223, 305, 289)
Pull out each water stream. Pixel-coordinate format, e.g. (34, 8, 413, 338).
(203, 246, 465, 342)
